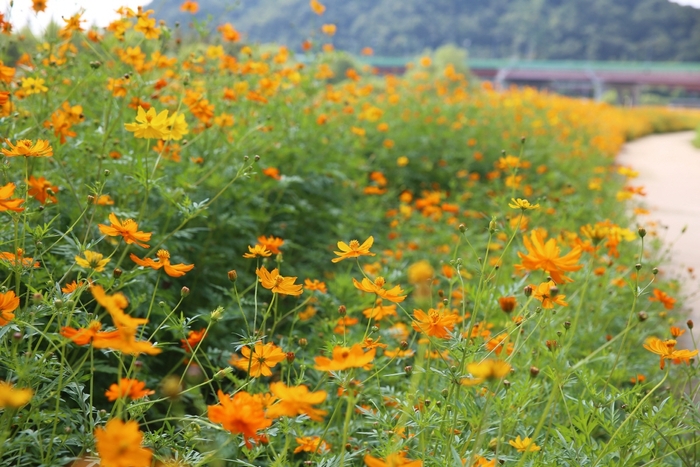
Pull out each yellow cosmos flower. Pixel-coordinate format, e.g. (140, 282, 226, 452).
(124, 106, 169, 139)
(21, 77, 48, 95)
(75, 250, 110, 272)
(2, 139, 53, 158)
(0, 380, 33, 408)
(256, 266, 303, 296)
(509, 198, 540, 210)
(461, 359, 511, 386)
(509, 435, 541, 453)
(163, 111, 189, 141)
(332, 236, 375, 263)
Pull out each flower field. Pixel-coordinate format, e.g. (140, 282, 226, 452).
(2, 3, 700, 466)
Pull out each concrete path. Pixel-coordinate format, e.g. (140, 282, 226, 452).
(617, 131, 700, 330)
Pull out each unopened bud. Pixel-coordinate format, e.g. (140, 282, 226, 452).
(338, 305, 346, 316)
(638, 311, 648, 322)
(181, 286, 190, 297)
(489, 219, 497, 233)
(503, 379, 511, 389)
(89, 60, 102, 69)
(211, 306, 224, 320)
(113, 268, 122, 278)
(227, 270, 237, 282)
(524, 285, 533, 297)
(399, 340, 409, 350)
(298, 337, 308, 347)
(286, 352, 295, 363)
(214, 367, 232, 380)
(638, 227, 646, 238)
(549, 285, 559, 297)
(32, 293, 42, 304)
(459, 224, 466, 233)
(635, 263, 642, 271)
(688, 319, 694, 329)
(530, 366, 540, 377)
(652, 268, 658, 275)
(404, 365, 412, 375)
(441, 388, 449, 398)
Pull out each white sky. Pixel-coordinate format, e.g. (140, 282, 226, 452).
(0, 0, 698, 34)
(0, 0, 153, 33)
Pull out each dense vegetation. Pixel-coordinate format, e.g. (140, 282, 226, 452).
(157, 0, 700, 60)
(1, 2, 700, 466)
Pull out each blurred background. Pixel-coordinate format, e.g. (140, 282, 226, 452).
(3, 0, 700, 106)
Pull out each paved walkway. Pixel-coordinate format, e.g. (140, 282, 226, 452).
(617, 131, 700, 331)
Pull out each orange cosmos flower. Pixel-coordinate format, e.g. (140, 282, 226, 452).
(332, 236, 376, 263)
(321, 24, 336, 36)
(0, 290, 19, 326)
(105, 378, 155, 401)
(181, 328, 207, 352)
(362, 336, 388, 349)
(644, 337, 698, 369)
(0, 248, 39, 268)
(509, 436, 541, 453)
(649, 289, 676, 310)
(207, 390, 272, 448)
(0, 182, 23, 212)
(257, 235, 284, 254)
(530, 281, 568, 309)
(310, 0, 325, 15)
(314, 343, 376, 371)
(412, 308, 459, 338)
(255, 266, 303, 296)
(130, 250, 194, 277)
(94, 419, 152, 467)
(304, 278, 328, 293)
(98, 213, 152, 248)
(87, 286, 161, 356)
(2, 139, 53, 158)
(61, 321, 116, 346)
(32, 0, 48, 13)
(27, 176, 58, 204)
(266, 382, 328, 421)
(352, 276, 406, 303)
(231, 342, 286, 377)
(498, 296, 517, 313)
(180, 1, 199, 13)
(0, 381, 33, 408)
(294, 436, 330, 454)
(243, 244, 272, 258)
(670, 326, 685, 338)
(364, 452, 423, 467)
(516, 230, 582, 284)
(461, 359, 512, 386)
(262, 167, 281, 180)
(362, 299, 397, 320)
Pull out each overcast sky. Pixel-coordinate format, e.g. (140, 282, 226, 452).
(1, 0, 699, 33)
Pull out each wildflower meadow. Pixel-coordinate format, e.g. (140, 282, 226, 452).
(1, 2, 700, 466)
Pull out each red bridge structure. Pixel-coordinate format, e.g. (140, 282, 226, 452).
(360, 57, 700, 106)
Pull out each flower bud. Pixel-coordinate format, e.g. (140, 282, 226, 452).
(286, 352, 295, 363)
(338, 305, 346, 316)
(404, 365, 412, 376)
(459, 224, 466, 233)
(524, 285, 533, 297)
(503, 379, 511, 389)
(638, 227, 646, 238)
(113, 268, 123, 278)
(298, 337, 308, 347)
(635, 263, 642, 271)
(530, 366, 540, 377)
(688, 319, 694, 329)
(564, 321, 571, 330)
(638, 311, 648, 322)
(181, 286, 190, 297)
(652, 268, 658, 275)
(399, 340, 409, 350)
(227, 270, 237, 282)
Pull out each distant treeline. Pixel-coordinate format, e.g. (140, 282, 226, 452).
(156, 0, 700, 61)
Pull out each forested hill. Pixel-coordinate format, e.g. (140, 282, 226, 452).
(155, 0, 700, 61)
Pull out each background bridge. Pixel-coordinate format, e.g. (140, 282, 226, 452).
(360, 57, 700, 106)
